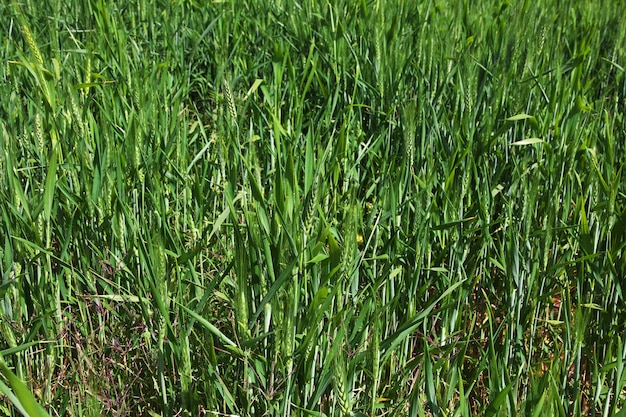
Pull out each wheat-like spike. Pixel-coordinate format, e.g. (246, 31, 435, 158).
(154, 240, 166, 281)
(22, 24, 43, 67)
(428, 42, 434, 101)
(5, 57, 12, 79)
(134, 87, 141, 112)
(537, 25, 547, 57)
(150, 96, 157, 140)
(82, 56, 92, 100)
(116, 213, 127, 254)
(85, 57, 91, 85)
(303, 180, 319, 235)
(223, 78, 237, 123)
(512, 39, 522, 73)
(340, 206, 356, 277)
(70, 92, 85, 139)
(37, 211, 44, 244)
(403, 104, 415, 174)
(542, 213, 550, 271)
(212, 132, 227, 188)
(480, 192, 490, 224)
(105, 180, 113, 217)
(416, 36, 422, 70)
(35, 113, 44, 157)
(408, 124, 415, 174)
(461, 164, 471, 206)
(0, 315, 18, 350)
(281, 295, 294, 383)
(375, 2, 384, 102)
(333, 355, 351, 416)
(522, 173, 530, 237)
(135, 128, 144, 182)
(465, 81, 473, 117)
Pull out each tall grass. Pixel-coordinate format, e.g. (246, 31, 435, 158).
(1, 0, 625, 415)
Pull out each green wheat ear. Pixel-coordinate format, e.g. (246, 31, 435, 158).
(223, 78, 237, 123)
(21, 24, 43, 67)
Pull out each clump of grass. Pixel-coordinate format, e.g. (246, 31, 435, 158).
(1, 0, 625, 416)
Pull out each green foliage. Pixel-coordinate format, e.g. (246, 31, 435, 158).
(1, 0, 625, 415)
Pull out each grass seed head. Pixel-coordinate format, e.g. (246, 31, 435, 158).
(22, 24, 43, 67)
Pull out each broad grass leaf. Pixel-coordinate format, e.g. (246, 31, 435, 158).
(614, 408, 626, 417)
(484, 382, 512, 417)
(531, 391, 547, 417)
(0, 378, 27, 416)
(310, 286, 329, 311)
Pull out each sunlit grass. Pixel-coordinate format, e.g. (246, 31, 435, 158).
(1, 0, 625, 416)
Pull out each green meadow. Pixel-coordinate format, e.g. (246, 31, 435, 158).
(1, 0, 625, 415)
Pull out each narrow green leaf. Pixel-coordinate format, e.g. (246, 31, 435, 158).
(43, 148, 57, 223)
(186, 139, 212, 175)
(179, 304, 240, 352)
(208, 206, 231, 242)
(0, 341, 41, 357)
(580, 303, 605, 311)
(424, 341, 441, 417)
(506, 114, 534, 121)
(243, 78, 263, 101)
(248, 257, 299, 327)
(510, 138, 544, 146)
(307, 253, 329, 264)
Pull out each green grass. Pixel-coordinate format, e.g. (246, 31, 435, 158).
(1, 0, 625, 415)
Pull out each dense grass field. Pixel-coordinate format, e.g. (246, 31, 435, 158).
(1, 0, 625, 415)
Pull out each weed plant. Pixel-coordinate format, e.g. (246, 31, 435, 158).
(1, 0, 625, 416)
